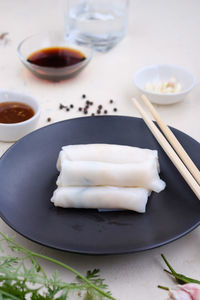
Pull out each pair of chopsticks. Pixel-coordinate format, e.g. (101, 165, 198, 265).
(132, 95, 200, 200)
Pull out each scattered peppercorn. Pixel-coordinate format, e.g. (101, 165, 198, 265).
(0, 32, 8, 41)
(59, 96, 117, 117)
(47, 117, 51, 122)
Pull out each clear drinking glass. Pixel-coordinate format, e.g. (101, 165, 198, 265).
(64, 0, 129, 52)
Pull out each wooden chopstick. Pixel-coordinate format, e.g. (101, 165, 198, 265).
(132, 98, 200, 200)
(141, 94, 200, 186)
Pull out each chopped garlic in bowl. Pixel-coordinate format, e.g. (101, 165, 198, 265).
(145, 77, 182, 94)
(133, 64, 195, 104)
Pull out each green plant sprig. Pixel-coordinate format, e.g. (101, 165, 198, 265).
(161, 253, 200, 285)
(0, 232, 116, 300)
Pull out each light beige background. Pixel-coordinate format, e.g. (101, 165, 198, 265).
(0, 0, 200, 299)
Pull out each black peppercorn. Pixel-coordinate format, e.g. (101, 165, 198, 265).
(113, 108, 117, 112)
(70, 104, 74, 108)
(82, 94, 86, 98)
(109, 99, 113, 104)
(78, 107, 82, 111)
(47, 117, 51, 122)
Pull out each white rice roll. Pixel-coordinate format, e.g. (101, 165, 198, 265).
(51, 186, 150, 213)
(57, 144, 159, 171)
(56, 159, 165, 193)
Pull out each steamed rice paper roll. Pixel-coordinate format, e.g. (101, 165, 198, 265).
(56, 159, 165, 193)
(51, 186, 150, 213)
(57, 144, 159, 171)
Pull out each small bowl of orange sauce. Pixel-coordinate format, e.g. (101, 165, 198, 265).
(0, 90, 40, 142)
(17, 32, 93, 81)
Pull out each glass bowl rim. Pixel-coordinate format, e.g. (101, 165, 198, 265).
(17, 32, 93, 72)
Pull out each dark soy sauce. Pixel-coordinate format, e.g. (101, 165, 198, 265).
(27, 47, 86, 68)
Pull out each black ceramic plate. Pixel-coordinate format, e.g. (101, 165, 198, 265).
(0, 116, 200, 255)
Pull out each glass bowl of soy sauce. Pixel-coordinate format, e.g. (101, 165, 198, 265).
(17, 32, 93, 81)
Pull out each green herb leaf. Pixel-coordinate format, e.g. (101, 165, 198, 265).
(161, 253, 200, 285)
(0, 232, 116, 300)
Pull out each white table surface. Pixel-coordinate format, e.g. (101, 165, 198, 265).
(0, 0, 200, 299)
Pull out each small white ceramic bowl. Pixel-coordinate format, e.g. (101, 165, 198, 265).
(133, 64, 195, 105)
(0, 90, 40, 142)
